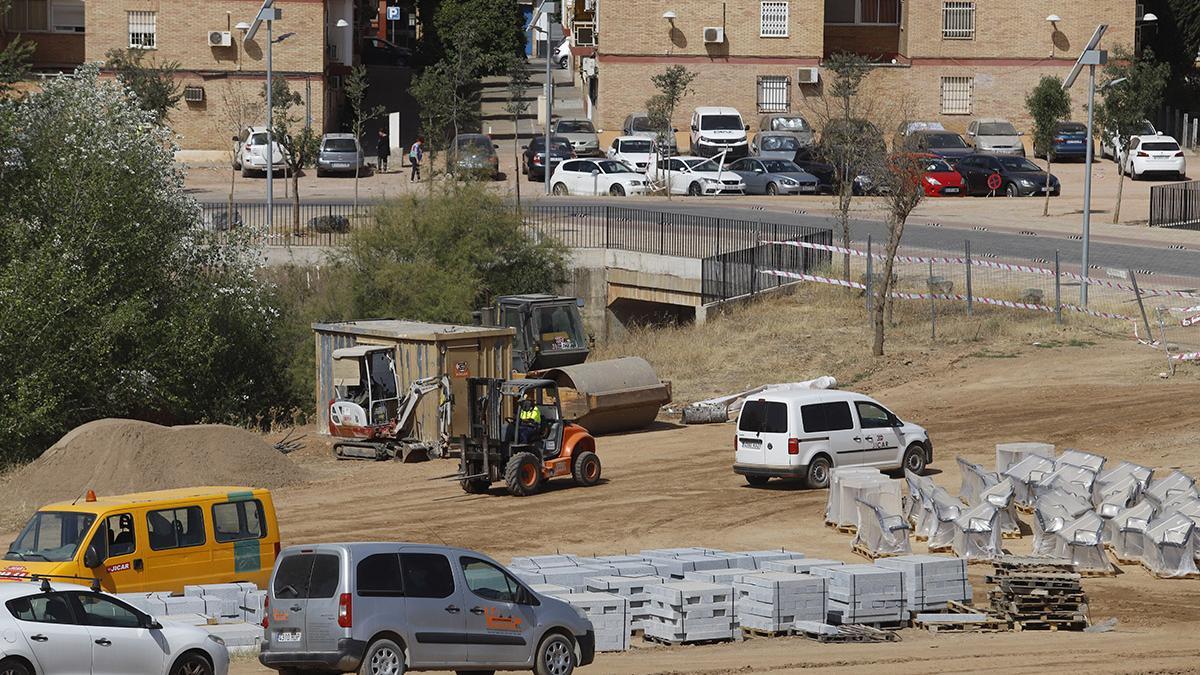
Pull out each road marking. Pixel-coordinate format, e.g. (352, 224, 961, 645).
(972, 226, 988, 232)
(1033, 257, 1050, 264)
(1067, 234, 1083, 241)
(1134, 268, 1154, 276)
(1019, 230, 1038, 236)
(979, 252, 997, 259)
(1169, 244, 1187, 250)
(793, 209, 807, 215)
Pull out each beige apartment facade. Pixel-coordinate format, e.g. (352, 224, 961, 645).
(588, 0, 1136, 140)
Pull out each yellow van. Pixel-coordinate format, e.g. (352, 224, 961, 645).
(1, 486, 280, 594)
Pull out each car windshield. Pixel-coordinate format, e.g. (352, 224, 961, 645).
(904, 121, 945, 134)
(629, 117, 653, 132)
(533, 306, 585, 352)
(6, 511, 96, 563)
(926, 133, 969, 148)
(557, 120, 595, 133)
(760, 135, 800, 151)
(769, 116, 810, 131)
(700, 115, 743, 131)
(1143, 142, 1181, 151)
(761, 159, 801, 173)
(323, 139, 358, 152)
(998, 157, 1043, 172)
(681, 158, 720, 171)
(922, 158, 954, 172)
(598, 160, 631, 173)
(457, 137, 493, 152)
(620, 140, 654, 153)
(978, 122, 1018, 136)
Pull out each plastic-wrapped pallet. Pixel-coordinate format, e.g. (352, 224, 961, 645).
(904, 470, 934, 525)
(565, 593, 631, 652)
(951, 502, 1003, 562)
(1054, 511, 1111, 573)
(1095, 475, 1142, 520)
(826, 468, 887, 525)
(1056, 449, 1106, 474)
(927, 488, 963, 552)
(1034, 464, 1098, 503)
(810, 564, 904, 625)
(735, 551, 806, 569)
(1106, 501, 1154, 558)
(765, 559, 843, 574)
(735, 571, 826, 633)
(643, 581, 738, 643)
(978, 477, 1021, 537)
(1142, 513, 1200, 578)
(1032, 493, 1093, 556)
(852, 498, 911, 557)
(995, 442, 1055, 475)
(875, 554, 971, 613)
(1003, 454, 1057, 508)
(829, 474, 899, 529)
(1144, 471, 1197, 510)
(1096, 461, 1153, 498)
(956, 457, 995, 506)
(585, 575, 666, 631)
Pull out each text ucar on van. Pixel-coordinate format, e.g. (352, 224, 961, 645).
(733, 390, 931, 489)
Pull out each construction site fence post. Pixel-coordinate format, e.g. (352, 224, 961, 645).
(1054, 250, 1062, 325)
(965, 239, 973, 316)
(865, 234, 874, 319)
(659, 211, 666, 255)
(929, 260, 936, 341)
(604, 205, 611, 249)
(1130, 269, 1154, 340)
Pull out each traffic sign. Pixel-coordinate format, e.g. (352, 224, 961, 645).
(386, 6, 401, 21)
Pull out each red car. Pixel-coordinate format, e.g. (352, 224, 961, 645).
(915, 153, 965, 197)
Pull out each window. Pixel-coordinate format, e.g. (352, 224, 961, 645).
(800, 402, 855, 433)
(761, 1, 789, 37)
(855, 401, 894, 429)
(400, 553, 455, 599)
(940, 76, 973, 115)
(51, 0, 82, 32)
(212, 500, 266, 543)
(5, 0, 48, 31)
(738, 400, 789, 433)
(6, 511, 95, 563)
(146, 506, 205, 550)
(274, 554, 341, 600)
(824, 0, 899, 25)
(98, 513, 136, 559)
(357, 553, 404, 597)
(128, 10, 156, 49)
(461, 557, 522, 603)
(757, 75, 790, 114)
(942, 1, 974, 40)
(74, 593, 142, 628)
(6, 593, 75, 624)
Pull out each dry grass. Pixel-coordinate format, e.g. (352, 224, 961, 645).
(592, 283, 1123, 405)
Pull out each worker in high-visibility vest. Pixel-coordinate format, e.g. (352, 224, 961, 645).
(517, 395, 542, 445)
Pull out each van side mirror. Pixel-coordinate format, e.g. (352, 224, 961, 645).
(889, 414, 903, 427)
(83, 546, 101, 569)
(745, 124, 751, 131)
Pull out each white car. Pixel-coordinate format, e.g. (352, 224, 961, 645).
(1101, 119, 1157, 161)
(606, 136, 658, 173)
(1122, 134, 1187, 180)
(0, 580, 230, 675)
(233, 125, 287, 178)
(550, 158, 648, 196)
(732, 389, 932, 489)
(649, 155, 746, 196)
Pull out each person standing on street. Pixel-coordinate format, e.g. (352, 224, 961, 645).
(376, 128, 390, 173)
(409, 136, 424, 182)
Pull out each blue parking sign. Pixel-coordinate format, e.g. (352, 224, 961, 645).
(386, 6, 401, 21)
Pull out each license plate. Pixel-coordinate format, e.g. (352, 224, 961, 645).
(943, 187, 960, 194)
(740, 438, 762, 448)
(276, 631, 302, 643)
(333, 163, 350, 168)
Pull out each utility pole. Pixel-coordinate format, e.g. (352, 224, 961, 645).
(246, 0, 280, 230)
(544, 2, 556, 196)
(1063, 24, 1108, 308)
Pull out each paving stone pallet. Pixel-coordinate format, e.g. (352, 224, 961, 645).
(792, 621, 902, 643)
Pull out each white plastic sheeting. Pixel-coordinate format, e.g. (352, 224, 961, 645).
(825, 467, 886, 524)
(1144, 471, 1198, 510)
(927, 488, 964, 551)
(826, 469, 895, 528)
(995, 442, 1055, 475)
(1032, 493, 1093, 556)
(905, 470, 934, 525)
(979, 477, 1021, 537)
(1053, 511, 1111, 574)
(956, 456, 994, 506)
(1003, 454, 1057, 507)
(1034, 464, 1098, 503)
(1095, 475, 1142, 520)
(1056, 449, 1107, 474)
(1142, 513, 1200, 578)
(1107, 501, 1155, 560)
(951, 503, 1003, 562)
(852, 499, 912, 557)
(690, 377, 839, 421)
(1097, 461, 1153, 497)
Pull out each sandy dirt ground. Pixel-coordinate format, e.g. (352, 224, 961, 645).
(207, 331, 1200, 674)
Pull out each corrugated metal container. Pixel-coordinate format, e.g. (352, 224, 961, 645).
(313, 320, 515, 451)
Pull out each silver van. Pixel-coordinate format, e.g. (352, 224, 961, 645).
(259, 543, 595, 675)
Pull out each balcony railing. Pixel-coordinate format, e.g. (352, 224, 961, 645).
(572, 21, 596, 47)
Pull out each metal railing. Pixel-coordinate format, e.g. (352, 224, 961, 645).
(198, 202, 358, 246)
(1149, 180, 1200, 230)
(702, 237, 833, 304)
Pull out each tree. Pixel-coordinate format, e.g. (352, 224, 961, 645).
(504, 55, 532, 208)
(345, 65, 385, 215)
(872, 153, 927, 356)
(263, 77, 321, 236)
(104, 48, 182, 125)
(218, 81, 261, 229)
(646, 65, 696, 199)
(431, 0, 526, 75)
(1025, 75, 1071, 217)
(411, 31, 482, 187)
(0, 0, 34, 96)
(0, 64, 291, 464)
(1144, 0, 1200, 101)
(1096, 46, 1169, 224)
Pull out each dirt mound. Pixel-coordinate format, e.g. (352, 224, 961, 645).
(1, 419, 311, 528)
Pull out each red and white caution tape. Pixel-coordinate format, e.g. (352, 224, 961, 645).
(1172, 352, 1200, 361)
(1182, 314, 1200, 328)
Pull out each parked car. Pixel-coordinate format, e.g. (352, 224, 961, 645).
(1122, 135, 1187, 180)
(555, 37, 571, 69)
(451, 133, 501, 180)
(902, 130, 973, 161)
(757, 113, 815, 147)
(912, 153, 965, 197)
(550, 158, 648, 196)
(732, 389, 932, 489)
(966, 118, 1026, 156)
(315, 133, 366, 177)
(1101, 119, 1157, 161)
(552, 119, 601, 156)
(791, 146, 836, 193)
(0, 579, 230, 675)
(689, 106, 750, 160)
(818, 118, 887, 195)
(233, 126, 287, 178)
(1041, 121, 1089, 161)
(893, 120, 946, 151)
(606, 136, 658, 173)
(258, 543, 595, 674)
(956, 153, 1060, 197)
(750, 132, 807, 160)
(728, 157, 820, 195)
(522, 135, 575, 181)
(361, 37, 410, 66)
(648, 155, 745, 196)
(621, 112, 677, 154)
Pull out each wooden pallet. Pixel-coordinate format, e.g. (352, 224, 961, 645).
(913, 534, 929, 542)
(795, 624, 901, 643)
(1144, 567, 1200, 580)
(1001, 531, 1023, 540)
(1011, 619, 1089, 632)
(917, 618, 1009, 634)
(851, 542, 907, 561)
(740, 626, 791, 639)
(642, 634, 735, 647)
(1016, 504, 1036, 514)
(928, 544, 953, 553)
(1076, 564, 1119, 578)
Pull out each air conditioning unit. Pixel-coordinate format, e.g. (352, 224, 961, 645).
(796, 67, 820, 84)
(703, 27, 725, 44)
(183, 86, 205, 103)
(208, 31, 232, 47)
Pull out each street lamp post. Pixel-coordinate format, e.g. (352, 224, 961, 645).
(544, 2, 557, 196)
(246, 0, 281, 230)
(1063, 24, 1108, 308)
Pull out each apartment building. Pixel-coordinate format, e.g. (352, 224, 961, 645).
(584, 0, 1135, 140)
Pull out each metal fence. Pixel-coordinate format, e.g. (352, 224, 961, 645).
(1150, 181, 1200, 230)
(198, 202, 359, 246)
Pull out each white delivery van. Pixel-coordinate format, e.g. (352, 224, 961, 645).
(733, 390, 931, 489)
(689, 106, 750, 160)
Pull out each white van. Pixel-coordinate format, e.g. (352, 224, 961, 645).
(689, 106, 750, 160)
(733, 390, 931, 489)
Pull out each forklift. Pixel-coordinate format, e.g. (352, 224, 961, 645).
(457, 377, 602, 496)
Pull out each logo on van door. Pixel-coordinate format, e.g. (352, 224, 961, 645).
(0, 565, 27, 579)
(484, 607, 523, 631)
(105, 562, 131, 573)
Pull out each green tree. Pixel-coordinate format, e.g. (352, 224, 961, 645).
(104, 48, 182, 125)
(412, 30, 482, 185)
(1096, 46, 1170, 224)
(1024, 75, 1071, 217)
(646, 65, 696, 199)
(432, 0, 525, 75)
(504, 55, 532, 207)
(218, 81, 261, 228)
(0, 0, 34, 96)
(344, 65, 385, 215)
(263, 77, 321, 236)
(0, 65, 291, 464)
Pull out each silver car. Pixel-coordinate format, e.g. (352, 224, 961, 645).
(729, 156, 819, 195)
(757, 114, 814, 148)
(749, 132, 806, 161)
(553, 119, 601, 157)
(259, 542, 595, 675)
(317, 133, 367, 177)
(621, 111, 677, 154)
(967, 118, 1026, 156)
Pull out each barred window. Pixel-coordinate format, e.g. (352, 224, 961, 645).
(761, 1, 789, 38)
(128, 10, 156, 49)
(757, 75, 790, 113)
(940, 76, 973, 115)
(942, 2, 975, 40)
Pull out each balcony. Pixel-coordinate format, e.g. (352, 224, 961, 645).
(823, 0, 901, 62)
(572, 20, 596, 47)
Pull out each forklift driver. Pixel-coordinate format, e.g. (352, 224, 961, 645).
(517, 395, 543, 444)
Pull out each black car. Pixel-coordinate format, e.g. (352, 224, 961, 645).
(521, 135, 575, 181)
(791, 147, 836, 193)
(817, 119, 887, 194)
(956, 153, 1060, 197)
(904, 130, 973, 161)
(361, 37, 410, 66)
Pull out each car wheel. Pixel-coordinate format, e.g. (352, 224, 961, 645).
(505, 452, 543, 496)
(903, 443, 927, 475)
(359, 638, 405, 675)
(316, 169, 327, 178)
(609, 183, 626, 196)
(745, 475, 770, 487)
(572, 450, 602, 487)
(552, 182, 569, 196)
(1004, 182, 1018, 198)
(1132, 165, 1142, 181)
(169, 653, 213, 675)
(687, 181, 702, 196)
(241, 166, 251, 178)
(806, 456, 832, 490)
(766, 182, 778, 196)
(0, 658, 33, 675)
(534, 632, 576, 675)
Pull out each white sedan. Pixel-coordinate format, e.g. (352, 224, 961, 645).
(550, 158, 649, 196)
(606, 136, 659, 173)
(1122, 134, 1187, 180)
(648, 155, 746, 196)
(0, 581, 229, 675)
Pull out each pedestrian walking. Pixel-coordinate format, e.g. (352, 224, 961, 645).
(409, 136, 424, 182)
(376, 128, 390, 173)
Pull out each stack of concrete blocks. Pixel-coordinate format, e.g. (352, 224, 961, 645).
(508, 554, 581, 587)
(735, 550, 807, 569)
(184, 583, 253, 624)
(704, 551, 758, 570)
(530, 583, 573, 598)
(765, 559, 843, 574)
(584, 575, 665, 631)
(995, 442, 1056, 476)
(734, 571, 827, 634)
(684, 568, 750, 585)
(564, 592, 631, 652)
(643, 581, 739, 643)
(810, 564, 904, 625)
(641, 551, 729, 580)
(875, 555, 971, 614)
(538, 564, 619, 591)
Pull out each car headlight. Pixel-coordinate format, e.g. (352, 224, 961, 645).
(1018, 178, 1035, 187)
(628, 180, 643, 186)
(925, 176, 942, 186)
(702, 177, 720, 184)
(781, 177, 798, 186)
(207, 634, 226, 647)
